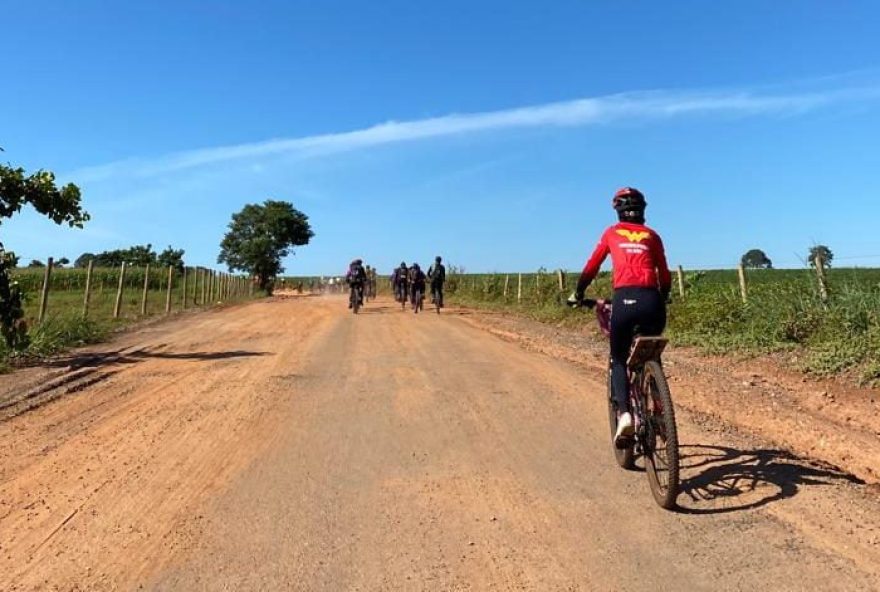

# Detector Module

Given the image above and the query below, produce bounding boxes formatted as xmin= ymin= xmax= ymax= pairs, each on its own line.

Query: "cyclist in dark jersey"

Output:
xmin=392 ymin=262 xmax=409 ymax=305
xmin=346 ymin=259 xmax=368 ymax=309
xmin=427 ymin=256 xmax=446 ymax=308
xmin=409 ymin=263 xmax=427 ymax=312
xmin=571 ymin=187 xmax=672 ymax=446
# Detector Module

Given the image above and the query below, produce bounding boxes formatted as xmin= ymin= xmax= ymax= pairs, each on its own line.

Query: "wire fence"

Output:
xmin=12 ymin=259 xmax=255 ymax=326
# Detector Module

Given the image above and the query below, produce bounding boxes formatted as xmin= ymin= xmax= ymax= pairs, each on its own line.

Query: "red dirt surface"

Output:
xmin=0 ymin=296 xmax=878 ymax=590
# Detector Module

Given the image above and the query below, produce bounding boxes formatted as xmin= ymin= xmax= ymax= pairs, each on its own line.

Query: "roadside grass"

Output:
xmin=445 ymin=268 xmax=880 ymax=385
xmin=4 ymin=267 xmax=258 ymax=368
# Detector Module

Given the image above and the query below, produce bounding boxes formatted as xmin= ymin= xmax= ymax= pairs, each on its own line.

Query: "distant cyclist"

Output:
xmin=569 ymin=187 xmax=671 ymax=446
xmin=427 ymin=255 xmax=446 ymax=308
xmin=368 ymin=266 xmax=378 ymax=300
xmin=364 ymin=265 xmax=374 ymax=301
xmin=392 ymin=262 xmax=409 ymax=305
xmin=409 ymin=263 xmax=427 ymax=312
xmin=346 ymin=258 xmax=368 ymax=309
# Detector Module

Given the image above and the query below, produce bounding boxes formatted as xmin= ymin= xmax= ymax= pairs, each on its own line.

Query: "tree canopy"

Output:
xmin=75 ymin=244 xmax=185 ymax=269
xmin=808 ymin=245 xmax=833 ymax=268
xmin=74 ymin=253 xmax=95 ymax=268
xmin=0 ymin=159 xmax=88 ymax=349
xmin=741 ymin=249 xmax=773 ymax=269
xmin=157 ymin=246 xmax=185 ymax=271
xmin=218 ymin=200 xmax=314 ymax=293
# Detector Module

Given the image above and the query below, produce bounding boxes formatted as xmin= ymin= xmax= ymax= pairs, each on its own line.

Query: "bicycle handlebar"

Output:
xmin=566 ymin=297 xmax=608 ymax=310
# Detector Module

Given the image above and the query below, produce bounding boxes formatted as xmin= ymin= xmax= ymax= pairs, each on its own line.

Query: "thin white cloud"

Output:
xmin=68 ymin=84 xmax=880 ymax=183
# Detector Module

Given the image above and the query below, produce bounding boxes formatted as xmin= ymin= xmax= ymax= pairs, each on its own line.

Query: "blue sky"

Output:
xmin=3 ymin=0 xmax=880 ymax=275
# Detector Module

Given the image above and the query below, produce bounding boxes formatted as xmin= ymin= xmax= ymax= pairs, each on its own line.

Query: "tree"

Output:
xmin=741 ymin=249 xmax=772 ymax=269
xmin=218 ymin=200 xmax=313 ymax=293
xmin=808 ymin=245 xmax=833 ymax=268
xmin=74 ymin=252 xmax=95 ymax=268
xmin=27 ymin=259 xmax=45 ymax=268
xmin=1 ymin=159 xmax=88 ymax=349
xmin=55 ymin=256 xmax=70 ymax=268
xmin=90 ymin=244 xmax=156 ymax=267
xmin=157 ymin=246 xmax=185 ymax=271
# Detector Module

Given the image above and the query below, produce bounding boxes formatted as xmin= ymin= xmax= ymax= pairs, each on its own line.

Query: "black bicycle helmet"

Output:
xmin=612 ymin=187 xmax=646 ymax=212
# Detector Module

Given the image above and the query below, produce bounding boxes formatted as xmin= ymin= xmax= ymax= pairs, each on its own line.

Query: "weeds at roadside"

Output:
xmin=445 ymin=269 xmax=880 ymax=384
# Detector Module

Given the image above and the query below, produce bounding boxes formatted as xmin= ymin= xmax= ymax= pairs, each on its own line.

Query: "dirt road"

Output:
xmin=1 ymin=296 xmax=878 ymax=590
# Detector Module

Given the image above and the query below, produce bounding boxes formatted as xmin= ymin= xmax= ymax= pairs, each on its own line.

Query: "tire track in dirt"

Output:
xmin=0 ymin=296 xmax=337 ymax=591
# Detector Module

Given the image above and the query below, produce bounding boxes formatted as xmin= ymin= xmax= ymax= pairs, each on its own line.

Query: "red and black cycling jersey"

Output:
xmin=577 ymin=222 xmax=672 ymax=293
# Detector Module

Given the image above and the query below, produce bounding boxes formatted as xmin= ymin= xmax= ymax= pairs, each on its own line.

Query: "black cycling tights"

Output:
xmin=610 ymin=287 xmax=666 ymax=413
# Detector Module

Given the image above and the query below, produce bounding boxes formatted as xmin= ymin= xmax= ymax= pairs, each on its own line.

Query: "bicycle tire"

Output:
xmin=642 ymin=360 xmax=680 ymax=509
xmin=607 ymin=370 xmax=635 ymax=469
xmin=352 ymin=287 xmax=360 ymax=314
xmin=434 ymin=287 xmax=441 ymax=314
xmin=414 ymin=289 xmax=422 ymax=313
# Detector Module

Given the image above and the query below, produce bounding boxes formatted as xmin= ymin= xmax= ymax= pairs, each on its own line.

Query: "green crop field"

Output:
xmin=444 ymin=267 xmax=880 ymax=384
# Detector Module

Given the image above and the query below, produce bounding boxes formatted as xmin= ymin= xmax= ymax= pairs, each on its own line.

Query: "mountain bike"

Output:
xmin=431 ymin=284 xmax=442 ymax=314
xmin=395 ymin=283 xmax=407 ymax=310
xmin=574 ymin=298 xmax=680 ymax=509
xmin=350 ymin=283 xmax=364 ymax=314
xmin=412 ymin=286 xmax=424 ymax=314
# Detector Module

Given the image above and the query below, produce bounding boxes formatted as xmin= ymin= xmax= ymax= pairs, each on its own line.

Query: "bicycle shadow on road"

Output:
xmin=675 ymin=444 xmax=862 ymax=515
xmin=47 ymin=349 xmax=270 ymax=370
xmin=354 ymin=305 xmax=399 ymax=314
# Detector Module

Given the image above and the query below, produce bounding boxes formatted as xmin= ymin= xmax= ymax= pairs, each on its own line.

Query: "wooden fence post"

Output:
xmin=165 ymin=266 xmax=173 ymax=314
xmin=815 ymin=255 xmax=829 ymax=303
xmin=517 ymin=273 xmax=523 ymax=304
xmin=38 ymin=257 xmax=54 ymax=323
xmin=503 ymin=274 xmax=510 ymax=299
xmin=182 ymin=267 xmax=188 ymax=310
xmin=536 ymin=271 xmax=541 ymax=296
xmin=113 ymin=262 xmax=127 ymax=319
xmin=82 ymin=259 xmax=94 ymax=318
xmin=557 ymin=269 xmax=565 ymax=292
xmin=140 ymin=264 xmax=151 ymax=315
xmin=677 ymin=265 xmax=685 ymax=298
xmin=737 ymin=264 xmax=748 ymax=303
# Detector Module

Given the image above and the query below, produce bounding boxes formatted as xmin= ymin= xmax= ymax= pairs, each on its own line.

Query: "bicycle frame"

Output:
xmin=589 ymin=299 xmax=669 ymax=449
xmin=581 ymin=296 xmax=678 ymax=508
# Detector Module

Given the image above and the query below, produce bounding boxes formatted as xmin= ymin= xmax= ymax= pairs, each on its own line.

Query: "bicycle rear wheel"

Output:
xmin=642 ymin=360 xmax=680 ymax=509
xmin=607 ymin=371 xmax=635 ymax=469
xmin=414 ymin=289 xmax=422 ymax=313
xmin=352 ymin=287 xmax=360 ymax=314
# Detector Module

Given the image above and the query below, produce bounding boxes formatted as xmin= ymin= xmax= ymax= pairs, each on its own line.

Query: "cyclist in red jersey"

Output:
xmin=570 ymin=187 xmax=672 ymax=446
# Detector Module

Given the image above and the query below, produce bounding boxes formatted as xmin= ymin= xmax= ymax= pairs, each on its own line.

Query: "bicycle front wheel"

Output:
xmin=642 ymin=360 xmax=680 ymax=509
